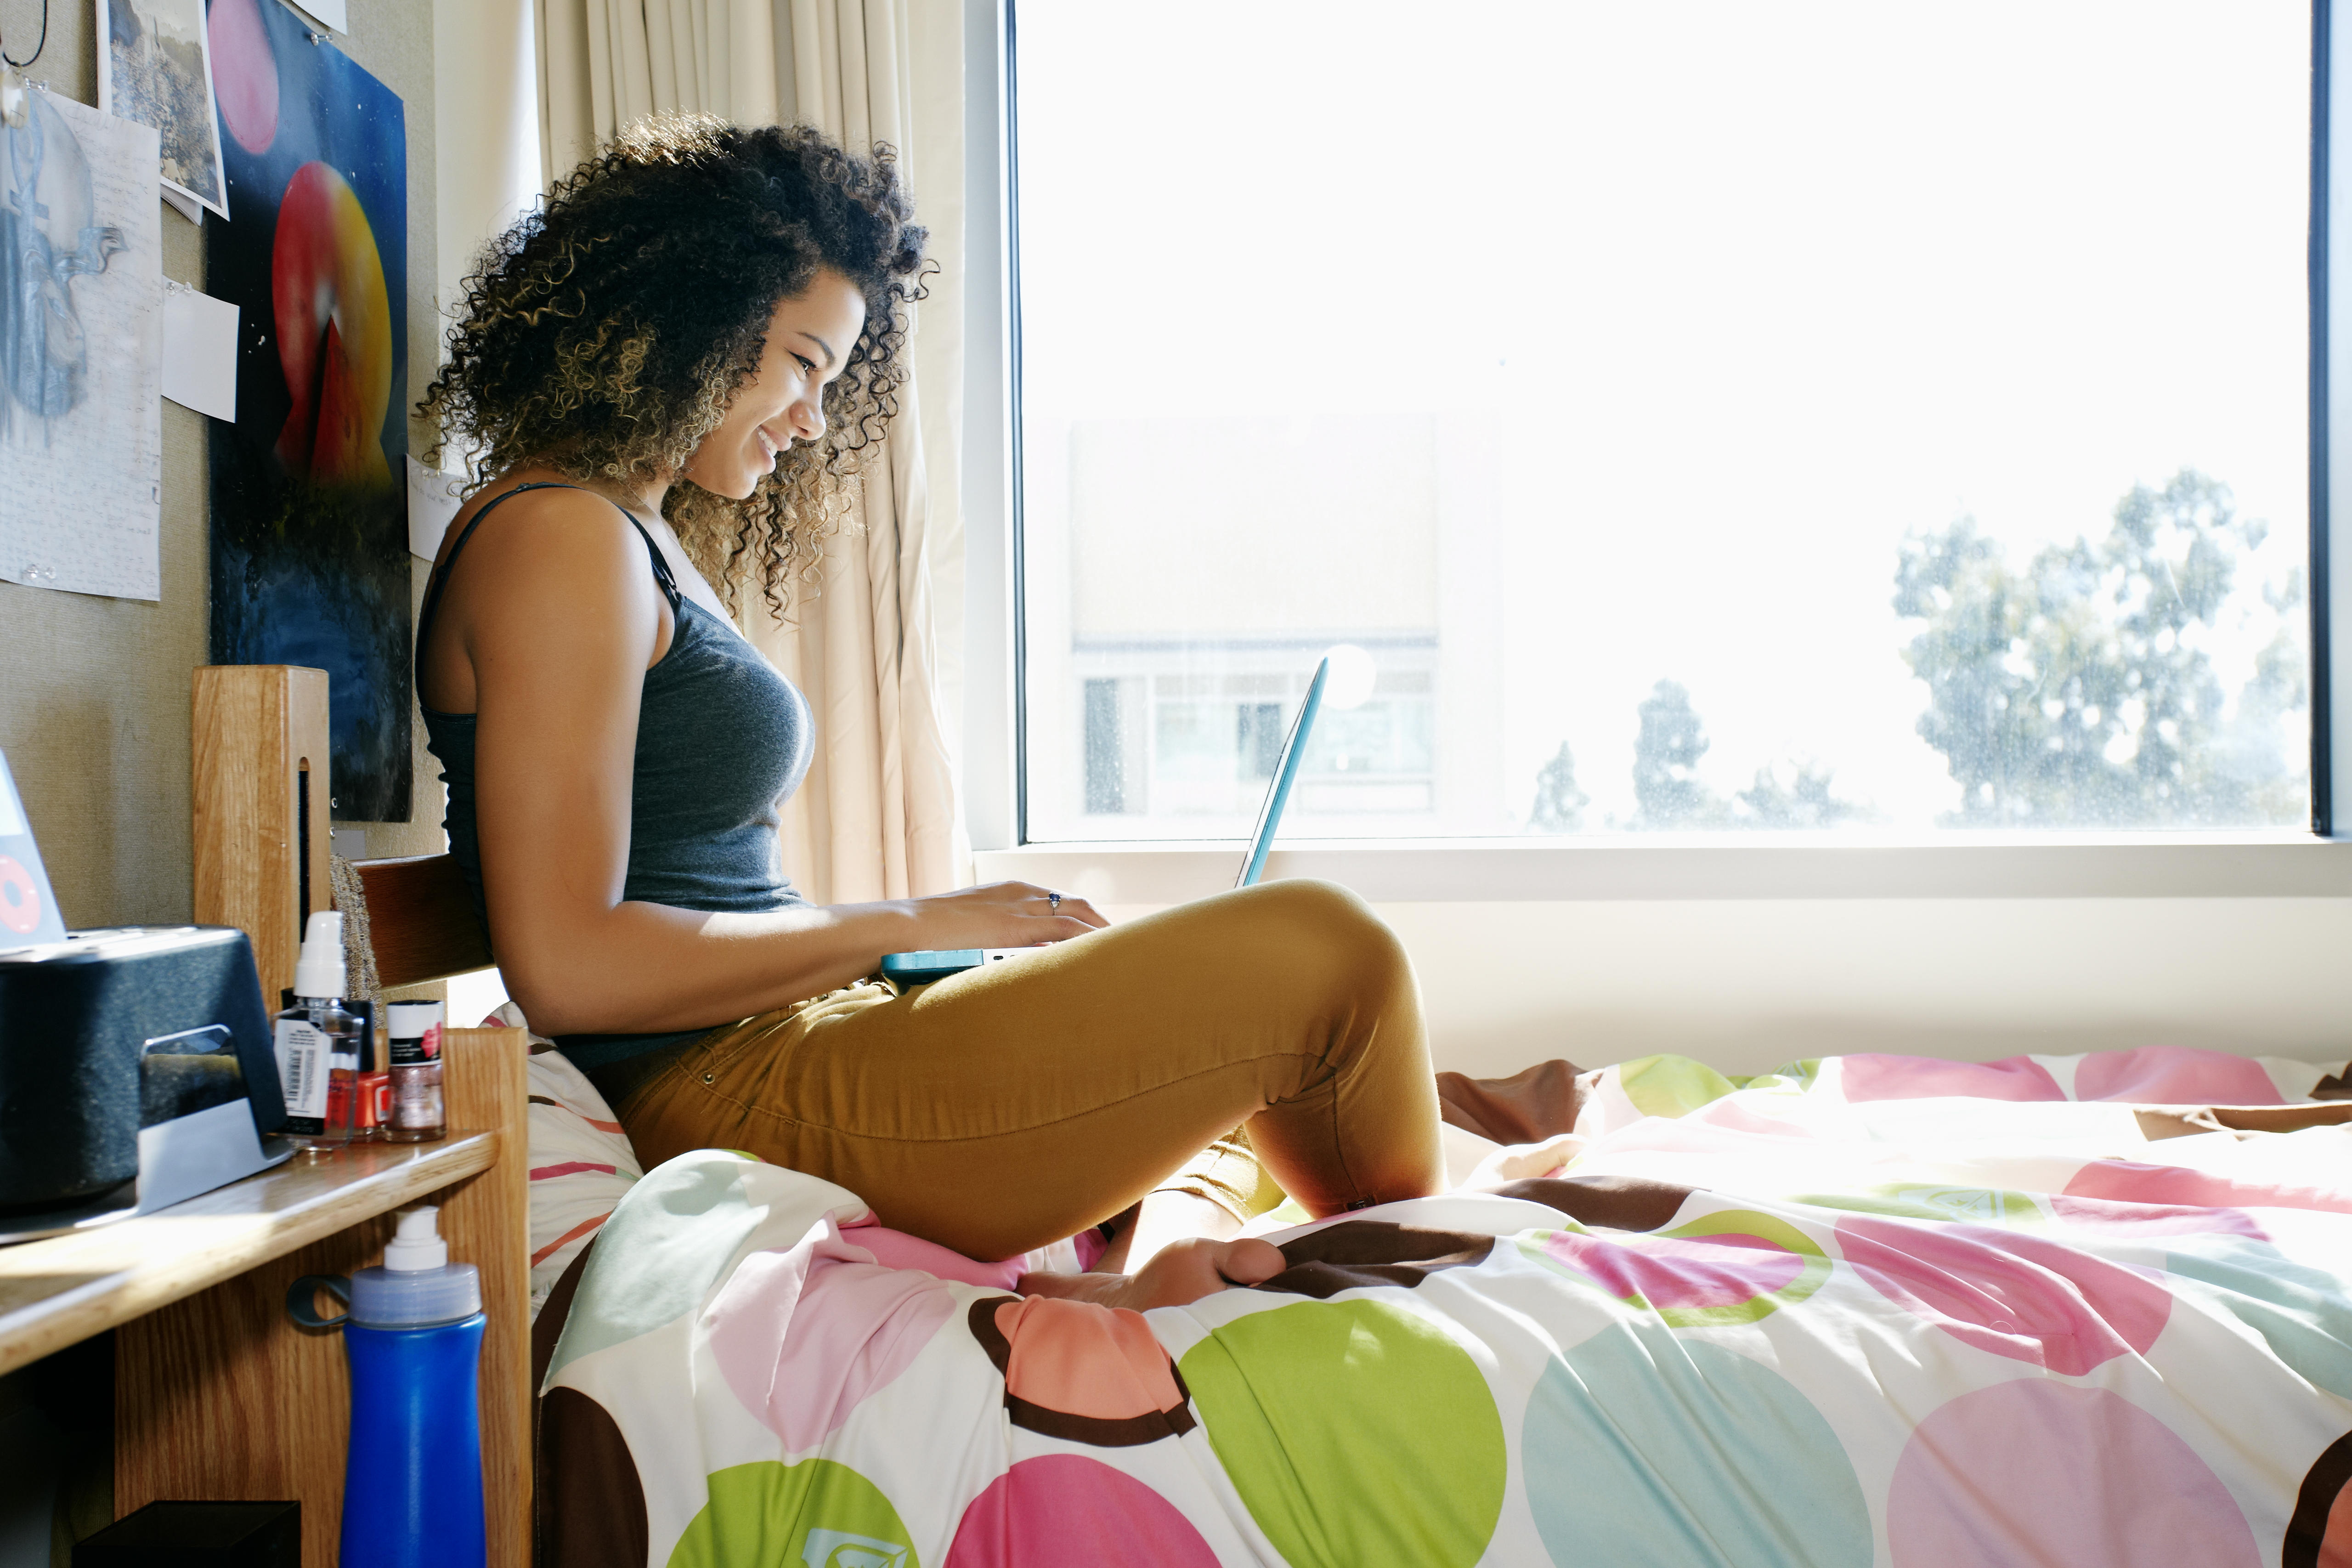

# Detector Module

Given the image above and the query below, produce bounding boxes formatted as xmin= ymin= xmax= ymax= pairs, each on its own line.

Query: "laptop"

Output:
xmin=877 ymin=655 xmax=1332 ymax=986
xmin=0 ymin=750 xmax=68 ymax=950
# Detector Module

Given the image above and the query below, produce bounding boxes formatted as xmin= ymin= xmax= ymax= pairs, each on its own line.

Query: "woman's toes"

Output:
xmin=1216 ymin=1237 xmax=1285 ymax=1285
xmin=1120 ymin=1236 xmax=1290 ymax=1308
xmin=1016 ymin=1238 xmax=1293 ymax=1312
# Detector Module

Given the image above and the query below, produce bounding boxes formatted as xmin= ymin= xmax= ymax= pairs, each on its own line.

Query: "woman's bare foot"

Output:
xmin=1099 ymin=1190 xmax=1242 ymax=1275
xmin=1017 ymin=1235 xmax=1286 ymax=1310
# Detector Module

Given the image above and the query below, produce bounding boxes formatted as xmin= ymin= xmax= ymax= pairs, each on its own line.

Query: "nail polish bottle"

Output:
xmin=383 ymin=1000 xmax=447 ymax=1143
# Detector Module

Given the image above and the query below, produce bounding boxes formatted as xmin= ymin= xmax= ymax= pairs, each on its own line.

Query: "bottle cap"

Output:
xmin=384 ymin=1205 xmax=448 ymax=1271
xmin=385 ymin=1000 xmax=444 ymax=1038
xmin=349 ymin=1206 xmax=481 ymax=1326
xmin=290 ymin=911 xmax=346 ymax=1002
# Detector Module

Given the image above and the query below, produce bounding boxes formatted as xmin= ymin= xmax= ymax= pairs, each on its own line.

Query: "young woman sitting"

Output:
xmin=413 ymin=116 xmax=1443 ymax=1308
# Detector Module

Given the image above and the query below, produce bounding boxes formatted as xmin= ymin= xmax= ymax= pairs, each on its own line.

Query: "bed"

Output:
xmin=514 ymin=1036 xmax=2352 ymax=1568
xmin=201 ymin=669 xmax=2352 ymax=1568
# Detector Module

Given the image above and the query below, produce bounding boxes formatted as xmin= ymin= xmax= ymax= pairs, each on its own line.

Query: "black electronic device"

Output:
xmin=0 ymin=925 xmax=292 ymax=1243
xmin=74 ymin=1499 xmax=300 ymax=1568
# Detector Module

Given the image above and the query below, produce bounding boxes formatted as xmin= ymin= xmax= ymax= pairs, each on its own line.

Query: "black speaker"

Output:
xmin=74 ymin=1500 xmax=300 ymax=1567
xmin=0 ymin=926 xmax=285 ymax=1215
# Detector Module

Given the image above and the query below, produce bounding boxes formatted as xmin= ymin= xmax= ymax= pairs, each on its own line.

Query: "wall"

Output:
xmin=1366 ymin=896 xmax=2352 ymax=1079
xmin=1033 ymin=886 xmax=2352 ymax=1081
xmin=0 ymin=0 xmax=445 ymax=935
xmin=989 ymin=843 xmax=2352 ymax=1080
xmin=0 ymin=3 xmax=443 ymax=1562
xmin=430 ymin=0 xmax=535 ymax=339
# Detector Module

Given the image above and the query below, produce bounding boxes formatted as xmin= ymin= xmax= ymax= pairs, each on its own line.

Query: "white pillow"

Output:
xmin=483 ymin=1002 xmax=645 ymax=1318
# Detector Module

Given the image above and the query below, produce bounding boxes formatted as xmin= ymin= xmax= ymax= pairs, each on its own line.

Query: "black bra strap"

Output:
xmin=415 ymin=481 xmax=685 ymax=665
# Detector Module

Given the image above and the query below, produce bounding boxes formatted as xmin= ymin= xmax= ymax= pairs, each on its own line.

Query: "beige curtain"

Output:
xmin=535 ymin=0 xmax=783 ymax=179
xmin=535 ymin=0 xmax=967 ymax=906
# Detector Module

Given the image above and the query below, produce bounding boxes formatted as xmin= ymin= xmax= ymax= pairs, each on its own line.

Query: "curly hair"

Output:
xmin=418 ymin=115 xmax=929 ymax=613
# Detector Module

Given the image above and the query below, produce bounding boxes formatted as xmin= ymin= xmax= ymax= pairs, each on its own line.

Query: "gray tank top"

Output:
xmin=416 ymin=482 xmax=813 ymax=1069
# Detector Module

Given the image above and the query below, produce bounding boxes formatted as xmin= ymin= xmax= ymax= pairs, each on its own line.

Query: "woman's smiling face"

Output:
xmin=683 ymin=268 xmax=868 ymax=500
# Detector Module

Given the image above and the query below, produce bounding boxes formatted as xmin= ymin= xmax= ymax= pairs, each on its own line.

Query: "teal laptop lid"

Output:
xmin=1235 ymin=656 xmax=1329 ymax=889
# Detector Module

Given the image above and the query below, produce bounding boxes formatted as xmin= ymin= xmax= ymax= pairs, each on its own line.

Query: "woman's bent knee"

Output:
xmin=1231 ymin=878 xmax=1415 ymax=1008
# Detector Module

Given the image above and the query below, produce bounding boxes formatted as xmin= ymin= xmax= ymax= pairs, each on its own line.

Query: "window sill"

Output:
xmin=974 ymin=832 xmax=2352 ymax=903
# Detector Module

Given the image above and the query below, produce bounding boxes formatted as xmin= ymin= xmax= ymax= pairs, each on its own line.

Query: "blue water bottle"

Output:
xmin=327 ymin=1205 xmax=487 ymax=1568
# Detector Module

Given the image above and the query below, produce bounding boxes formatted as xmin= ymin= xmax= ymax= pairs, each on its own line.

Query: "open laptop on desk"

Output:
xmin=878 ymin=655 xmax=1333 ymax=986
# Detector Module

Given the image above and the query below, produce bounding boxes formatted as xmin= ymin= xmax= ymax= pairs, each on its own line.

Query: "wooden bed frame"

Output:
xmin=184 ymin=665 xmax=533 ymax=1565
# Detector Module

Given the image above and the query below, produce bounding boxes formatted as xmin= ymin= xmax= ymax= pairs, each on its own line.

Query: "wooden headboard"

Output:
xmin=189 ymin=664 xmax=532 ymax=1566
xmin=350 ymin=853 xmax=492 ymax=991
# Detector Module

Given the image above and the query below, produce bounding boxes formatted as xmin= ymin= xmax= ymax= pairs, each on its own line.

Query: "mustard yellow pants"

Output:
xmin=611 ymin=879 xmax=1444 ymax=1261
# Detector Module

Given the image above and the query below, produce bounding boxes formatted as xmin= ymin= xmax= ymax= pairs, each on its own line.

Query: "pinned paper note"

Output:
xmin=162 ymin=283 xmax=239 ymax=421
xmin=407 ymin=457 xmax=466 ymax=562
xmin=285 ymin=0 xmax=347 ymax=32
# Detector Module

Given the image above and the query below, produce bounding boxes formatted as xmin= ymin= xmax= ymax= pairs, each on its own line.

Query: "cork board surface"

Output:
xmin=0 ymin=0 xmax=444 ymax=928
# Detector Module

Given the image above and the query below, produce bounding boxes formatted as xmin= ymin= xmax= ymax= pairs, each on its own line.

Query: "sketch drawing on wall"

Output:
xmin=0 ymin=87 xmax=164 ymax=601
xmin=204 ymin=0 xmax=412 ymax=821
xmin=97 ymin=0 xmax=232 ymax=221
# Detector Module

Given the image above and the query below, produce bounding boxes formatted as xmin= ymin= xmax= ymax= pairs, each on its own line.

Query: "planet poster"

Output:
xmin=204 ymin=0 xmax=410 ymax=821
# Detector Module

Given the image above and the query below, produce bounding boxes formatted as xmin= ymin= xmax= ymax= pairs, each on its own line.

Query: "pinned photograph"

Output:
xmin=96 ymin=0 xmax=231 ymax=221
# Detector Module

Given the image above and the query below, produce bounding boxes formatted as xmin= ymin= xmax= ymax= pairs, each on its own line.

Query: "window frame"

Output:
xmin=962 ymin=0 xmax=2352 ymax=898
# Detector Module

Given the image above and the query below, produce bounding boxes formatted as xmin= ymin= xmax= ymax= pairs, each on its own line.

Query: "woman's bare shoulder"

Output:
xmin=433 ymin=471 xmax=669 ymax=619
xmin=437 ymin=470 xmax=639 ymax=571
xmin=421 ymin=470 xmax=667 ymax=711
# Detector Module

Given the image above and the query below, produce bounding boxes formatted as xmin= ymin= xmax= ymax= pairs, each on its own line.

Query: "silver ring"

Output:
xmin=1047 ymin=890 xmax=1063 ymax=912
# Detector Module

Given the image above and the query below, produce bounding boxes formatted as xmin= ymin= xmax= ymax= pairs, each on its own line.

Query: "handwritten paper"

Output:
xmin=0 ymin=91 xmax=164 ymax=601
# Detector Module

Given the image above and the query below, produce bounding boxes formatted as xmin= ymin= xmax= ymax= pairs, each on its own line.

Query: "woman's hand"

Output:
xmin=440 ymin=486 xmax=1107 ymax=1036
xmin=896 ymin=881 xmax=1107 ymax=951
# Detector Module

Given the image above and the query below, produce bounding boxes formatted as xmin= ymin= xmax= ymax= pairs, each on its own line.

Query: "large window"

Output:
xmin=1012 ymin=2 xmax=2318 ymax=841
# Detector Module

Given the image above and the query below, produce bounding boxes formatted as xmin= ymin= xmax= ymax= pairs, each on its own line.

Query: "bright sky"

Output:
xmin=1015 ymin=1 xmax=2312 ymax=831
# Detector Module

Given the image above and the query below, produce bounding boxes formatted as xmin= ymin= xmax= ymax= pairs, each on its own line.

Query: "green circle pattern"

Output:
xmin=1617 ymin=1055 xmax=1741 ymax=1119
xmin=1179 ymin=1299 xmax=1504 ymax=1568
xmin=669 ymin=1459 xmax=917 ymax=1568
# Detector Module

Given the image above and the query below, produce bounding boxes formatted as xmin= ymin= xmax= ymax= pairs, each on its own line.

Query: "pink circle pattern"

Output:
xmin=2073 ymin=1045 xmax=2283 ymax=1105
xmin=945 ymin=1455 xmax=1221 ymax=1568
xmin=1539 ymin=1229 xmax=1806 ymax=1314
xmin=2064 ymin=1160 xmax=2352 ymax=1219
xmin=707 ymin=1252 xmax=958 ymax=1451
xmin=2047 ymin=1191 xmax=2267 ymax=1242
xmin=1837 ymin=1054 xmax=2063 ymax=1103
xmin=1837 ymin=1216 xmax=2171 ymax=1376
xmin=207 ymin=0 xmax=280 ymax=154
xmin=1888 ymin=1381 xmax=2258 ymax=1567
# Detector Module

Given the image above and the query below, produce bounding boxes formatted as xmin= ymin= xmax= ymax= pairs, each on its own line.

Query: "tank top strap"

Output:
xmin=415 ymin=481 xmax=684 ymax=659
xmin=613 ymin=510 xmax=687 ymax=617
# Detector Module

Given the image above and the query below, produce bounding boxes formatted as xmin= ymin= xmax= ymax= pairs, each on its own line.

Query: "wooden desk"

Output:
xmin=0 ymin=1133 xmax=498 ymax=1377
xmin=0 ymin=1027 xmax=528 ymax=1567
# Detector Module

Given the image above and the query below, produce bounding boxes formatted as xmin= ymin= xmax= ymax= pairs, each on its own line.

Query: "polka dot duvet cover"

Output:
xmin=531 ymin=1047 xmax=2352 ymax=1568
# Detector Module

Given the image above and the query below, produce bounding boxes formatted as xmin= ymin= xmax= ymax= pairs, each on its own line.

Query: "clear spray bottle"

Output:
xmin=274 ymin=911 xmax=362 ymax=1151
